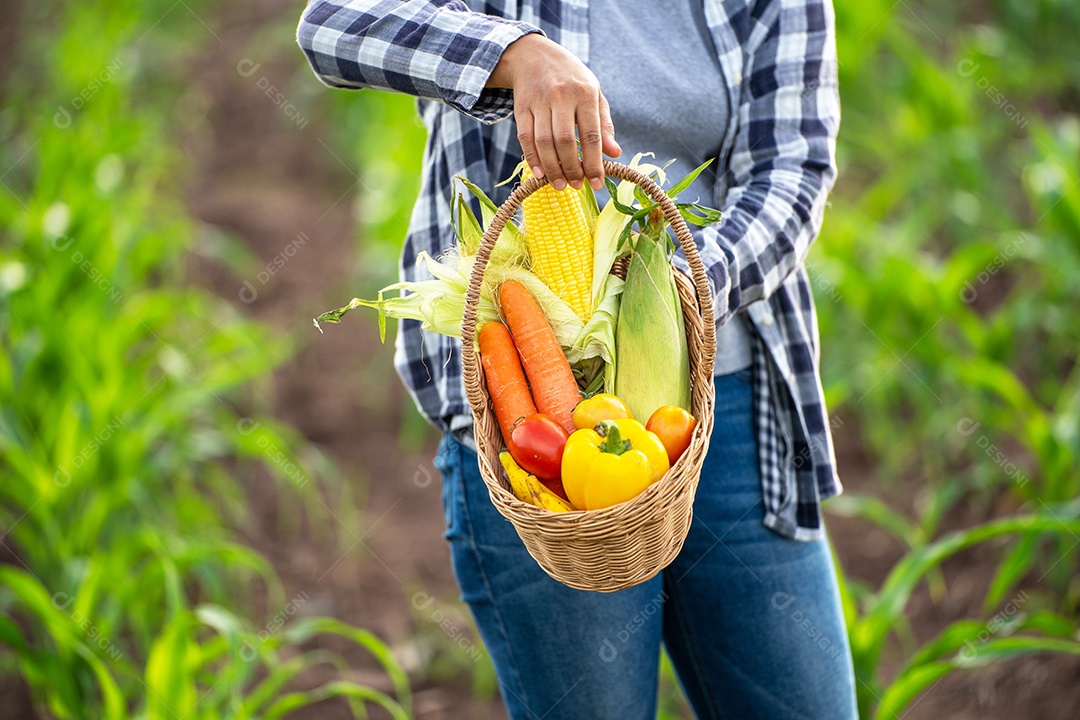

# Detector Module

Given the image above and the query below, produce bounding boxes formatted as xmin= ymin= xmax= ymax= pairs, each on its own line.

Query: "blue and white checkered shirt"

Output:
xmin=298 ymin=0 xmax=843 ymax=541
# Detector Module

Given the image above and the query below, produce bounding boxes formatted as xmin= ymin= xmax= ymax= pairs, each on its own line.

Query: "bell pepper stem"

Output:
xmin=596 ymin=420 xmax=632 ymax=456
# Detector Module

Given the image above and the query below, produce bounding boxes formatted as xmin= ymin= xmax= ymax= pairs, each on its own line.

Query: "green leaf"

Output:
xmin=145 ymin=613 xmax=197 ymax=719
xmin=633 ymin=185 xmax=651 ymax=208
xmin=314 ymin=298 xmax=363 ymax=326
xmin=284 ymin=617 xmax=412 ymax=716
xmin=604 ymin=177 xmax=636 ymax=216
xmin=264 ymin=681 xmax=409 ymax=720
xmin=0 ymin=568 xmax=125 ymax=718
xmin=825 ymin=493 xmax=923 ymax=549
xmin=666 ymin=159 xmax=715 ymax=199
xmin=676 ymin=202 xmax=723 ymax=227
xmin=906 ymin=619 xmax=990 ymax=668
xmin=830 ymin=547 xmax=858 ymax=635
xmin=915 ymin=478 xmax=965 ymax=540
xmin=1018 ymin=610 xmax=1078 ymax=638
xmin=956 ymin=635 xmax=1080 ymax=667
xmin=873 ymin=661 xmax=953 ymax=720
xmin=984 ymin=533 xmax=1040 ymax=613
xmin=0 ymin=614 xmax=29 ymax=653
xmin=243 ymin=650 xmax=356 ymax=715
xmin=864 ymin=515 xmax=1080 ymax=649
xmin=878 ymin=632 xmax=1080 ymax=718
xmin=617 ymin=205 xmax=657 ymax=253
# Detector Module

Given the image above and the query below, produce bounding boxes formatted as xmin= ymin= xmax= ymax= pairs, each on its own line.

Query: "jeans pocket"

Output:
xmin=435 ymin=435 xmax=461 ymax=537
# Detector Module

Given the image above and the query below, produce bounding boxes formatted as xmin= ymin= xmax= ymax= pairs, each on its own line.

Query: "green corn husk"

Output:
xmin=313 ymin=249 xmax=624 ymax=372
xmin=608 ymin=154 xmax=721 ymax=418
xmin=315 ymin=166 xmax=633 ymax=387
xmin=454 ymin=176 xmax=529 ymax=265
xmin=614 ymin=227 xmax=691 ymax=421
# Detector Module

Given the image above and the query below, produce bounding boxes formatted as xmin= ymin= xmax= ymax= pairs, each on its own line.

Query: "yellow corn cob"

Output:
xmin=521 ymin=166 xmax=593 ymax=320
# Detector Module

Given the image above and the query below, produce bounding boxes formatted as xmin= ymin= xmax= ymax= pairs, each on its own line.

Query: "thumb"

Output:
xmin=599 ymin=94 xmax=621 ymax=158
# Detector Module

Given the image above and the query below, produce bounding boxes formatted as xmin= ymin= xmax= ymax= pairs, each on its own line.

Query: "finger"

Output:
xmin=577 ymin=99 xmax=604 ymax=190
xmin=515 ymin=108 xmax=544 ymax=178
xmin=532 ymin=111 xmax=565 ymax=190
xmin=552 ymin=105 xmax=584 ymax=189
xmin=599 ymin=93 xmax=621 ymax=158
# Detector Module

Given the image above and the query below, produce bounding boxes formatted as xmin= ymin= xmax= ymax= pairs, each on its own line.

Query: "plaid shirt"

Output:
xmin=298 ymin=0 xmax=842 ymax=541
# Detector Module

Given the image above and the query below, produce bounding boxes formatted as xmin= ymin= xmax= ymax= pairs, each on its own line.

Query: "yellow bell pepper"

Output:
xmin=572 ymin=393 xmax=633 ymax=430
xmin=561 ymin=419 xmax=670 ymax=511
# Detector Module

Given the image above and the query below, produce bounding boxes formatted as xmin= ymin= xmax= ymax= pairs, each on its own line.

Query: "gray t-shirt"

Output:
xmin=588 ymin=0 xmax=752 ymax=374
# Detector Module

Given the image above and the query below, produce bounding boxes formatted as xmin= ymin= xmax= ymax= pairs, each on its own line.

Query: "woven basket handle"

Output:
xmin=460 ymin=160 xmax=717 ymax=403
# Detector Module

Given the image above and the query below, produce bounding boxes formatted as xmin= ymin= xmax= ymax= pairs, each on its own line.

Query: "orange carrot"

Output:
xmin=479 ymin=321 xmax=537 ymax=451
xmin=498 ymin=280 xmax=579 ymax=435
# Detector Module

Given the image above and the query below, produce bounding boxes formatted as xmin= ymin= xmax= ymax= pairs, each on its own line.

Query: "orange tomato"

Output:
xmin=645 ymin=406 xmax=697 ymax=464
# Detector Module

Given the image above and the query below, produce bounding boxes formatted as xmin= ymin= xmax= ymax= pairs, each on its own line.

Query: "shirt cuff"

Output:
xmin=440 ymin=21 xmax=544 ymax=124
xmin=449 ymin=414 xmax=477 ymax=452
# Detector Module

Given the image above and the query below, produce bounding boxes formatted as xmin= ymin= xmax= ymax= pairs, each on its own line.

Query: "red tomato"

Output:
xmin=544 ymin=476 xmax=569 ymax=502
xmin=510 ymin=413 xmax=569 ymax=485
xmin=645 ymin=406 xmax=697 ymax=464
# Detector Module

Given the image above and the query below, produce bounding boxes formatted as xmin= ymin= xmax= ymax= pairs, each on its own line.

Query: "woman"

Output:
xmin=297 ymin=1 xmax=856 ymax=717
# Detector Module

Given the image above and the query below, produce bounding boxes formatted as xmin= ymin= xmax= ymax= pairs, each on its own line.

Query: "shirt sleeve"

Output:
xmin=296 ymin=0 xmax=544 ymax=123
xmin=672 ymin=0 xmax=841 ymax=324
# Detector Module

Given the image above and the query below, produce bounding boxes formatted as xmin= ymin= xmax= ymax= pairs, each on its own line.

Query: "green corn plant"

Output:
xmin=656 ymin=651 xmax=693 ymax=720
xmin=327 ymin=90 xmax=434 ymax=453
xmin=827 ymin=507 xmax=1080 ymax=719
xmin=817 ymin=1 xmax=1080 ymax=621
xmin=1 ymin=0 xmax=410 ymax=716
xmin=2 ymin=567 xmax=412 ymax=719
xmin=822 ymin=0 xmax=1080 ymax=495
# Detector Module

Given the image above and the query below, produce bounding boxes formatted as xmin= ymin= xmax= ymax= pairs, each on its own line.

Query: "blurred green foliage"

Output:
xmin=822 ymin=0 xmax=1080 ymax=503
xmin=814 ymin=0 xmax=1080 ymax=716
xmin=0 ymin=1 xmax=410 ymax=717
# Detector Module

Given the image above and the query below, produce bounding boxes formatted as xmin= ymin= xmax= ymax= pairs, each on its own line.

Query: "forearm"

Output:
xmin=296 ymin=0 xmax=541 ymax=121
xmin=677 ymin=154 xmax=837 ymax=328
xmin=714 ymin=159 xmax=836 ymax=317
xmin=674 ymin=0 xmax=840 ymax=323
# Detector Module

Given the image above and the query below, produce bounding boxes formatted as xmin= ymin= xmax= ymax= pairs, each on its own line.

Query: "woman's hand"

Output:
xmin=488 ymin=34 xmax=621 ymax=191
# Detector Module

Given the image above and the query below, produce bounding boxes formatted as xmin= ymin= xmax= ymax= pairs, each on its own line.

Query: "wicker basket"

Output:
xmin=460 ymin=161 xmax=717 ymax=592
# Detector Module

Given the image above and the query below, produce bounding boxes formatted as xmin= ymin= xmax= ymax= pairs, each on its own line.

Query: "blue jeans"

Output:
xmin=434 ymin=370 xmax=858 ymax=719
